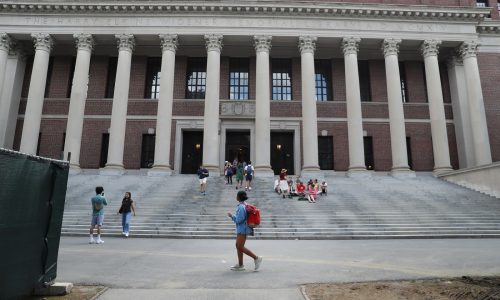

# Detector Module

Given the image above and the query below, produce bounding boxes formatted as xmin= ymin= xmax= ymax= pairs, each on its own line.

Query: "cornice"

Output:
xmin=0 ymin=1 xmax=489 ymax=22
xmin=477 ymin=21 xmax=500 ymax=34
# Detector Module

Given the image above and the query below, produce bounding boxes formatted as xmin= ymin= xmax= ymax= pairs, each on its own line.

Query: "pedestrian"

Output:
xmin=197 ymin=165 xmax=209 ymax=195
xmin=89 ymin=186 xmax=107 ymax=244
xmin=117 ymin=192 xmax=136 ymax=237
xmin=224 ymin=161 xmax=233 ymax=185
xmin=244 ymin=161 xmax=254 ymax=191
xmin=235 ymin=162 xmax=244 ymax=190
xmin=279 ymin=168 xmax=289 ymax=198
xmin=320 ymin=180 xmax=328 ymax=195
xmin=227 ymin=190 xmax=263 ymax=271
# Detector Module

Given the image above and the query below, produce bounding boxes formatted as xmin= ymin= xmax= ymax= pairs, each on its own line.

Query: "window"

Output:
xmin=364 ymin=136 xmax=374 ymax=170
xmin=318 ymin=136 xmax=334 ymax=170
xmin=315 ymin=60 xmax=332 ymax=101
xmin=399 ymin=62 xmax=408 ymax=103
xmin=67 ymin=57 xmax=76 ymax=98
xmin=271 ymin=59 xmax=292 ymax=101
xmin=185 ymin=57 xmax=207 ymax=99
xmin=476 ymin=0 xmax=487 ymax=7
xmin=406 ymin=137 xmax=413 ymax=170
xmin=141 ymin=134 xmax=156 ymax=168
xmin=105 ymin=57 xmax=117 ymax=99
xmin=99 ymin=133 xmax=109 ymax=168
xmin=44 ymin=57 xmax=54 ymax=98
xmin=358 ymin=60 xmax=371 ymax=102
xmin=145 ymin=58 xmax=161 ymax=99
xmin=229 ymin=58 xmax=249 ymax=100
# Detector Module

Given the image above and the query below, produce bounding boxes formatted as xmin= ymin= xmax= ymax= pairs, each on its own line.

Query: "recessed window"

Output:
xmin=399 ymin=62 xmax=408 ymax=103
xmin=44 ymin=57 xmax=54 ymax=98
xmin=185 ymin=57 xmax=207 ymax=99
xmin=476 ymin=0 xmax=487 ymax=7
xmin=358 ymin=60 xmax=371 ymax=102
xmin=229 ymin=58 xmax=249 ymax=100
xmin=145 ymin=58 xmax=161 ymax=99
xmin=105 ymin=57 xmax=117 ymax=99
xmin=271 ymin=58 xmax=292 ymax=101
xmin=67 ymin=57 xmax=76 ymax=98
xmin=315 ymin=60 xmax=332 ymax=101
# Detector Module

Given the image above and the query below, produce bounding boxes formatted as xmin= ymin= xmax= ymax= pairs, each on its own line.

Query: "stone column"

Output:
xmin=420 ymin=40 xmax=452 ymax=174
xmin=202 ymin=34 xmax=222 ymax=173
xmin=459 ymin=41 xmax=492 ymax=167
xmin=382 ymin=38 xmax=413 ymax=177
xmin=0 ymin=33 xmax=12 ymax=147
xmin=342 ymin=37 xmax=367 ymax=176
xmin=299 ymin=36 xmax=321 ymax=175
xmin=253 ymin=36 xmax=274 ymax=177
xmin=149 ymin=34 xmax=178 ymax=176
xmin=447 ymin=56 xmax=475 ymax=168
xmin=102 ymin=34 xmax=135 ymax=174
xmin=19 ymin=33 xmax=53 ymax=154
xmin=0 ymin=46 xmax=26 ymax=149
xmin=63 ymin=34 xmax=94 ymax=173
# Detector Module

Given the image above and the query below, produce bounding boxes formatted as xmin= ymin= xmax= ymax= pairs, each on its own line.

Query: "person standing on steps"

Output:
xmin=235 ymin=162 xmax=244 ymax=190
xmin=89 ymin=186 xmax=107 ymax=244
xmin=117 ymin=192 xmax=136 ymax=237
xmin=227 ymin=190 xmax=262 ymax=271
xmin=244 ymin=161 xmax=254 ymax=191
xmin=197 ymin=165 xmax=209 ymax=195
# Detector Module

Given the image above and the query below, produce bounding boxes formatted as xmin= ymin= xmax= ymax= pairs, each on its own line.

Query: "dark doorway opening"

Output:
xmin=364 ymin=136 xmax=374 ymax=170
xmin=318 ymin=136 xmax=334 ymax=170
xmin=406 ymin=137 xmax=413 ymax=170
xmin=181 ymin=131 xmax=203 ymax=174
xmin=141 ymin=134 xmax=155 ymax=168
xmin=226 ymin=131 xmax=250 ymax=164
xmin=99 ymin=133 xmax=109 ymax=168
xmin=271 ymin=132 xmax=294 ymax=175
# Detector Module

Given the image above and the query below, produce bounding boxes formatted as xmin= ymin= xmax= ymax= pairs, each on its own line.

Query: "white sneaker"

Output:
xmin=125 ymin=232 xmax=129 ymax=237
xmin=89 ymin=238 xmax=96 ymax=244
xmin=230 ymin=264 xmax=245 ymax=271
xmin=249 ymin=187 xmax=252 ymax=190
xmin=96 ymin=238 xmax=104 ymax=244
xmin=254 ymin=256 xmax=263 ymax=271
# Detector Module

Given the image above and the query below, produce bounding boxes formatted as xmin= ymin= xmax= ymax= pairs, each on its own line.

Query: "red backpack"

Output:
xmin=245 ymin=203 xmax=260 ymax=228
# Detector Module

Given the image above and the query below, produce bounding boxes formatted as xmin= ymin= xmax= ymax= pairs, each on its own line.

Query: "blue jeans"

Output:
xmin=121 ymin=212 xmax=132 ymax=233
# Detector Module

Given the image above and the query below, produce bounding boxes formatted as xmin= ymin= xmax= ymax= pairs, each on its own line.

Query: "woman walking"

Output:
xmin=235 ymin=162 xmax=244 ymax=189
xmin=227 ymin=191 xmax=263 ymax=271
xmin=118 ymin=192 xmax=136 ymax=237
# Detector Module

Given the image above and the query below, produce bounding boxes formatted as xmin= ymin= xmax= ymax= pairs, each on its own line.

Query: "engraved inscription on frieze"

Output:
xmin=221 ymin=102 xmax=256 ymax=117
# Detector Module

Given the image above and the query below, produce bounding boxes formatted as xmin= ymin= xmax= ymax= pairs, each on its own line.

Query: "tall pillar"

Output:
xmin=420 ymin=40 xmax=452 ymax=174
xmin=447 ymin=56 xmax=475 ymax=168
xmin=63 ymin=34 xmax=94 ymax=173
xmin=342 ymin=37 xmax=367 ymax=176
xmin=19 ymin=33 xmax=53 ymax=154
xmin=299 ymin=36 xmax=321 ymax=175
xmin=459 ymin=41 xmax=492 ymax=166
xmin=149 ymin=34 xmax=178 ymax=176
xmin=253 ymin=36 xmax=274 ymax=177
xmin=202 ymin=34 xmax=222 ymax=173
xmin=102 ymin=34 xmax=134 ymax=175
xmin=382 ymin=38 xmax=413 ymax=177
xmin=0 ymin=46 xmax=26 ymax=149
xmin=0 ymin=33 xmax=12 ymax=147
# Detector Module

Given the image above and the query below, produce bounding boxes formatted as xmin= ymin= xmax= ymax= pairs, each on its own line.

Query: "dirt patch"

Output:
xmin=30 ymin=286 xmax=106 ymax=300
xmin=304 ymin=276 xmax=500 ymax=300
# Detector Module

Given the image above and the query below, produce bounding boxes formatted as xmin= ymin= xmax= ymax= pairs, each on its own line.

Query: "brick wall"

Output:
xmin=220 ymin=57 xmax=229 ymax=99
xmin=405 ymin=61 xmax=427 ymax=103
xmin=129 ymin=56 xmax=147 ymax=98
xmin=317 ymin=122 xmax=349 ymax=171
xmin=332 ymin=59 xmax=346 ymax=101
xmin=364 ymin=123 xmax=392 ymax=171
xmin=123 ymin=120 xmax=157 ymax=169
xmin=174 ymin=56 xmax=187 ymax=99
xmin=369 ymin=60 xmax=388 ymax=103
xmin=88 ymin=56 xmax=109 ymax=99
xmin=47 ymin=56 xmax=73 ymax=98
xmin=80 ymin=119 xmax=110 ymax=168
xmin=292 ymin=58 xmax=302 ymax=101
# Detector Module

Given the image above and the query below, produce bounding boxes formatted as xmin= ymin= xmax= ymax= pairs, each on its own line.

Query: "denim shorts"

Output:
xmin=91 ymin=214 xmax=104 ymax=226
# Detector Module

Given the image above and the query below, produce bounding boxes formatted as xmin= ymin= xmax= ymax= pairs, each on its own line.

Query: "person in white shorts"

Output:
xmin=197 ymin=165 xmax=209 ymax=195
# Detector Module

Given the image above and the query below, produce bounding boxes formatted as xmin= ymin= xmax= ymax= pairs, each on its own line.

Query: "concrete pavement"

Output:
xmin=56 ymin=237 xmax=500 ymax=299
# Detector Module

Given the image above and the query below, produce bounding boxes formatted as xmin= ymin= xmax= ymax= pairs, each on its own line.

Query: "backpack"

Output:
xmin=246 ymin=166 xmax=254 ymax=176
xmin=245 ymin=203 xmax=260 ymax=228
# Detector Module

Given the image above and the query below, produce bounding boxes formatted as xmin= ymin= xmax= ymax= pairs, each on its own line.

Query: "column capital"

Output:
xmin=115 ymin=34 xmax=135 ymax=52
xmin=159 ymin=34 xmax=178 ymax=52
xmin=254 ymin=35 xmax=272 ymax=53
xmin=298 ymin=36 xmax=317 ymax=54
xmin=31 ymin=33 xmax=54 ymax=52
xmin=447 ymin=55 xmax=463 ymax=69
xmin=73 ymin=33 xmax=94 ymax=52
xmin=204 ymin=34 xmax=223 ymax=52
xmin=9 ymin=42 xmax=27 ymax=62
xmin=341 ymin=37 xmax=361 ymax=55
xmin=458 ymin=40 xmax=479 ymax=60
xmin=420 ymin=39 xmax=441 ymax=58
xmin=0 ymin=33 xmax=12 ymax=52
xmin=382 ymin=38 xmax=401 ymax=57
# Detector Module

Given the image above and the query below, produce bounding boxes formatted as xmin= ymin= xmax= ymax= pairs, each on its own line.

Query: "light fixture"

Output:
xmin=195 ymin=144 xmax=201 ymax=150
xmin=276 ymin=144 xmax=282 ymax=150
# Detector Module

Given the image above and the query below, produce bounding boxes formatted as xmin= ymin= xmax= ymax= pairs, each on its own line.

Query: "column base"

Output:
xmin=253 ymin=165 xmax=275 ymax=178
xmin=148 ymin=166 xmax=173 ymax=177
xmin=390 ymin=168 xmax=416 ymax=178
xmin=100 ymin=164 xmax=125 ymax=176
xmin=433 ymin=166 xmax=454 ymax=176
xmin=69 ymin=164 xmax=82 ymax=175
xmin=347 ymin=167 xmax=371 ymax=178
xmin=203 ymin=164 xmax=220 ymax=175
xmin=300 ymin=168 xmax=324 ymax=180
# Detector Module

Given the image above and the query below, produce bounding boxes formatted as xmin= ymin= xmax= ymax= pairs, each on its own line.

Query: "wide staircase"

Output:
xmin=61 ymin=172 xmax=500 ymax=239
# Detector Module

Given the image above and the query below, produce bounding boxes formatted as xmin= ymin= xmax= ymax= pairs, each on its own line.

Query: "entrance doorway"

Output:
xmin=225 ymin=131 xmax=250 ymax=164
xmin=140 ymin=134 xmax=155 ymax=168
xmin=318 ymin=136 xmax=334 ymax=170
xmin=181 ymin=131 xmax=203 ymax=174
xmin=271 ymin=132 xmax=294 ymax=175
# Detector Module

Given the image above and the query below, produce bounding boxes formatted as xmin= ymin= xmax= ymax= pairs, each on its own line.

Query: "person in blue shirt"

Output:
xmin=227 ymin=190 xmax=262 ymax=271
xmin=89 ymin=186 xmax=107 ymax=244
